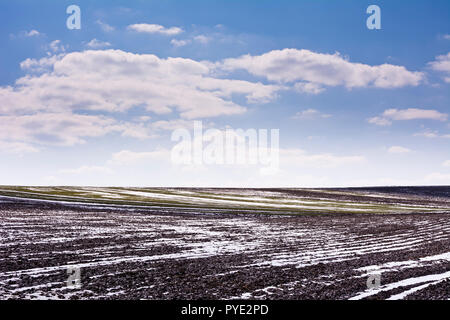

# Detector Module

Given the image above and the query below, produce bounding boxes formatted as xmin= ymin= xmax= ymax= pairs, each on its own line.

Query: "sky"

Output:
xmin=0 ymin=0 xmax=449 ymax=187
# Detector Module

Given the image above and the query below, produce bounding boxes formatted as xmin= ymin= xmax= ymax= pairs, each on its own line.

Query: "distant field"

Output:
xmin=0 ymin=186 xmax=449 ymax=300
xmin=0 ymin=186 xmax=449 ymax=214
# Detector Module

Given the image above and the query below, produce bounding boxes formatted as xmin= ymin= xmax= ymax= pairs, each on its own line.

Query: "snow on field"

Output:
xmin=1 ymin=186 xmax=448 ymax=214
xmin=350 ymin=271 xmax=450 ymax=300
xmin=0 ymin=187 xmax=449 ymax=300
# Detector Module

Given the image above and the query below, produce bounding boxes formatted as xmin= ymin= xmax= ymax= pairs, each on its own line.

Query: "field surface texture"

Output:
xmin=0 ymin=186 xmax=449 ymax=300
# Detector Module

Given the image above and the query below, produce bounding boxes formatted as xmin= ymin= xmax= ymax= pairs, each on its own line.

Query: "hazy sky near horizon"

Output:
xmin=0 ymin=0 xmax=449 ymax=187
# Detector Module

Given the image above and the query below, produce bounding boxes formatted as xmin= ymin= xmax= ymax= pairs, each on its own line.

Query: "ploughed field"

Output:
xmin=0 ymin=186 xmax=449 ymax=300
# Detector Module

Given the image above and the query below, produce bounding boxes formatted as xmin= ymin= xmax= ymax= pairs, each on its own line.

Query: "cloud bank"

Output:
xmin=218 ymin=49 xmax=424 ymax=91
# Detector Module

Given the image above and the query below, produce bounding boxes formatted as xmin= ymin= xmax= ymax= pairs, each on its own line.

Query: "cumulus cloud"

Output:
xmin=128 ymin=23 xmax=183 ymax=35
xmin=1 ymin=48 xmax=429 ymax=156
xmin=170 ymin=35 xmax=210 ymax=47
xmin=49 ymin=40 xmax=66 ymax=53
xmin=218 ymin=49 xmax=424 ymax=92
xmin=96 ymin=20 xmax=115 ymax=32
xmin=0 ymin=112 xmax=183 ymax=151
xmin=443 ymin=160 xmax=450 ymax=167
xmin=368 ymin=108 xmax=448 ymax=126
xmin=388 ymin=146 xmax=411 ymax=154
xmin=0 ymin=49 xmax=284 ymax=152
xmin=171 ymin=39 xmax=190 ymax=47
xmin=25 ymin=30 xmax=41 ymax=37
xmin=0 ymin=113 xmax=122 ymax=147
xmin=86 ymin=39 xmax=111 ymax=49
xmin=4 ymin=50 xmax=278 ymax=118
xmin=294 ymin=82 xmax=325 ymax=94
xmin=429 ymin=52 xmax=450 ymax=83
xmin=20 ymin=54 xmax=64 ymax=73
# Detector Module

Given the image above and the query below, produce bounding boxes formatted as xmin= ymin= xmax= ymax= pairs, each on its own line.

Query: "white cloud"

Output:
xmin=4 ymin=50 xmax=279 ymax=119
xmin=383 ymin=108 xmax=447 ymax=121
xmin=293 ymin=82 xmax=324 ymax=94
xmin=25 ymin=30 xmax=41 ymax=37
xmin=443 ymin=160 xmax=450 ymax=167
xmin=218 ymin=49 xmax=424 ymax=92
xmin=413 ymin=130 xmax=450 ymax=139
xmin=128 ymin=23 xmax=183 ymax=35
xmin=151 ymin=119 xmax=202 ymax=131
xmin=0 ymin=49 xmax=286 ymax=151
xmin=20 ymin=54 xmax=64 ymax=73
xmin=86 ymin=39 xmax=111 ymax=49
xmin=367 ymin=116 xmax=392 ymax=126
xmin=0 ymin=113 xmax=122 ymax=147
xmin=171 ymin=39 xmax=191 ymax=47
xmin=429 ymin=53 xmax=450 ymax=73
xmin=388 ymin=146 xmax=411 ymax=154
xmin=171 ymin=35 xmax=211 ymax=47
xmin=96 ymin=20 xmax=115 ymax=32
xmin=429 ymin=53 xmax=450 ymax=83
xmin=0 ymin=141 xmax=39 ymax=154
xmin=193 ymin=35 xmax=211 ymax=44
xmin=59 ymin=165 xmax=113 ymax=175
xmin=0 ymin=111 xmax=163 ymax=149
xmin=293 ymin=109 xmax=331 ymax=119
xmin=137 ymin=116 xmax=151 ymax=122
xmin=368 ymin=108 xmax=448 ymax=126
xmin=11 ymin=30 xmax=43 ymax=38
xmin=49 ymin=40 xmax=66 ymax=53
xmin=119 ymin=123 xmax=156 ymax=140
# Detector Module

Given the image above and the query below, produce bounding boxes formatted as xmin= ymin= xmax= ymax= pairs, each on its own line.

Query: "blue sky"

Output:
xmin=0 ymin=0 xmax=449 ymax=187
